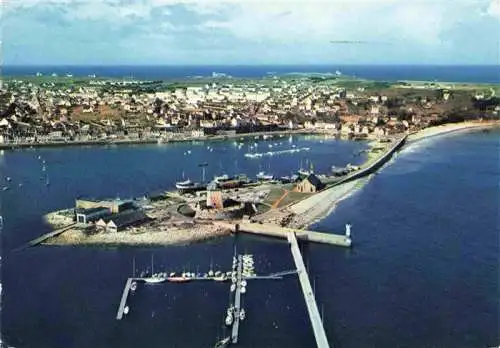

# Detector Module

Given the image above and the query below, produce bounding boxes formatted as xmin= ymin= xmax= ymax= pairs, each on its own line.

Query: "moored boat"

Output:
xmin=214 ymin=274 xmax=227 ymax=282
xmin=167 ymin=276 xmax=191 ymax=283
xmin=256 ymin=171 xmax=274 ymax=181
xmin=144 ymin=275 xmax=167 ymax=284
xmin=225 ymin=313 xmax=233 ymax=326
xmin=175 ymin=179 xmax=206 ymax=192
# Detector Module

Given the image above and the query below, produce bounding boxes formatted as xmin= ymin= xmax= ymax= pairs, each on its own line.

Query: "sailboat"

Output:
xmin=144 ymin=255 xmax=167 ymax=284
xmin=130 ymin=257 xmax=138 ymax=292
xmin=45 ymin=173 xmax=50 ymax=186
xmin=298 ymin=158 xmax=313 ymax=176
xmin=256 ymin=162 xmax=273 ymax=181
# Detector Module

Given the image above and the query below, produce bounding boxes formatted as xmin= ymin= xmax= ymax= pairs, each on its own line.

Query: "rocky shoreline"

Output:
xmin=43 ymin=222 xmax=232 ymax=247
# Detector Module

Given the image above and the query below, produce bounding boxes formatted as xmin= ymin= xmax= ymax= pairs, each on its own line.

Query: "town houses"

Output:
xmin=0 ymin=75 xmax=498 ymax=145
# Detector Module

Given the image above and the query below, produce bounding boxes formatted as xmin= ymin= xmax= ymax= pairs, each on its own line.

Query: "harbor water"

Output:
xmin=1 ymin=131 xmax=498 ymax=347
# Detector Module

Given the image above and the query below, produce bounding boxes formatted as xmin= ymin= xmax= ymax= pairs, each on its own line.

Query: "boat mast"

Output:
xmin=132 ymin=257 xmax=136 ymax=278
xmin=198 ymin=162 xmax=208 ymax=183
xmin=151 ymin=254 xmax=154 ymax=275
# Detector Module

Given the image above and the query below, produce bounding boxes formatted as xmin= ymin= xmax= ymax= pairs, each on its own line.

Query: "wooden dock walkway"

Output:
xmin=229 ymin=222 xmax=351 ymax=247
xmin=116 ymin=278 xmax=134 ymax=320
xmin=288 ymin=232 xmax=330 ymax=348
xmin=18 ymin=223 xmax=77 ymax=250
xmin=231 ymin=255 xmax=243 ymax=344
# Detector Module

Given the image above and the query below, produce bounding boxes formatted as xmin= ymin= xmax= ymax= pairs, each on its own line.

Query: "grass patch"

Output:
xmin=277 ymin=191 xmax=311 ymax=208
xmin=264 ymin=187 xmax=286 ymax=205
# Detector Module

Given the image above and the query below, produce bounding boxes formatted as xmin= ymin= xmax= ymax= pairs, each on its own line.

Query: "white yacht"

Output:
xmin=144 ymin=255 xmax=167 ymax=284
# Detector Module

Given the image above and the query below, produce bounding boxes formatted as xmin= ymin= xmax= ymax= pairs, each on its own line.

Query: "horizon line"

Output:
xmin=3 ymin=63 xmax=500 ymax=68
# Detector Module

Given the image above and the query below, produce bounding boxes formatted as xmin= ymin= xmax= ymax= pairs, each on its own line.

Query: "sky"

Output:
xmin=2 ymin=0 xmax=500 ymax=65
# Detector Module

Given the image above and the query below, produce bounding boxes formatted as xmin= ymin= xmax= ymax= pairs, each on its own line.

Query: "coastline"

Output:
xmin=292 ymin=120 xmax=500 ymax=229
xmin=0 ymin=129 xmax=320 ymax=150
xmin=407 ymin=120 xmax=500 ymax=143
xmin=27 ymin=120 xmax=500 ymax=247
xmin=43 ymin=223 xmax=232 ymax=247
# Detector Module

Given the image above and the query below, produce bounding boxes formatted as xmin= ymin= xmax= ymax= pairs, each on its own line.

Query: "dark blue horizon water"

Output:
xmin=3 ymin=65 xmax=500 ymax=83
xmin=1 ymin=131 xmax=499 ymax=347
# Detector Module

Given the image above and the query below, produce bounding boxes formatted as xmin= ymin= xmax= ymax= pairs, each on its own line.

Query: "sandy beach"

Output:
xmin=408 ymin=121 xmax=500 ymax=142
xmin=288 ymin=177 xmax=369 ymax=229
xmin=289 ymin=121 xmax=500 ymax=229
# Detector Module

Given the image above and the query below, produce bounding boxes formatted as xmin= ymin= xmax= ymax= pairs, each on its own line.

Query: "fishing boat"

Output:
xmin=331 ymin=166 xmax=349 ymax=177
xmin=256 ymin=171 xmax=274 ymax=181
xmin=279 ymin=176 xmax=292 ymax=183
xmin=298 ymin=168 xmax=312 ymax=176
xmin=214 ymin=174 xmax=229 ymax=182
xmin=176 ymin=179 xmax=194 ymax=190
xmin=175 ymin=179 xmax=206 ymax=192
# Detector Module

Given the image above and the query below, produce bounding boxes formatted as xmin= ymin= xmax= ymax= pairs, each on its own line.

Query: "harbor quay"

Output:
xmin=22 ymin=132 xmax=406 ymax=248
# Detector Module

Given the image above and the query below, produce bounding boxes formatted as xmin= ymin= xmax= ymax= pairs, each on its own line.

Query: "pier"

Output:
xmin=231 ymin=255 xmax=243 ymax=344
xmin=17 ymin=223 xmax=77 ymax=250
xmin=288 ymin=232 xmax=330 ymax=348
xmin=223 ymin=222 xmax=351 ymax=247
xmin=116 ymin=277 xmax=134 ymax=320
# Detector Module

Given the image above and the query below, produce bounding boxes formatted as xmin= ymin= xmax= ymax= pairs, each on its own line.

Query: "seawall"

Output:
xmin=334 ymin=134 xmax=407 ymax=185
xmin=289 ymin=135 xmax=407 ymax=226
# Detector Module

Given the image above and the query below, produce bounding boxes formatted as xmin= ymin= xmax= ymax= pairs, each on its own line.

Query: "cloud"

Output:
xmin=2 ymin=0 xmax=498 ymax=65
xmin=330 ymin=40 xmax=392 ymax=45
xmin=486 ymin=0 xmax=500 ymax=18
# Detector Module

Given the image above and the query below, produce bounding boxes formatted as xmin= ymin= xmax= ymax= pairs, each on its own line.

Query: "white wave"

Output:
xmin=244 ymin=147 xmax=310 ymax=158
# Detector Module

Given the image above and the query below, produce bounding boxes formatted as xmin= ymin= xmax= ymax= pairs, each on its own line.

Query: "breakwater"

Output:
xmin=334 ymin=134 xmax=407 ymax=186
xmin=289 ymin=135 xmax=407 ymax=227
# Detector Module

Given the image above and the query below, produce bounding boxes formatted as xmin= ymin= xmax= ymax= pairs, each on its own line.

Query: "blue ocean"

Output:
xmin=3 ymin=65 xmax=500 ymax=83
xmin=1 ymin=130 xmax=498 ymax=347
